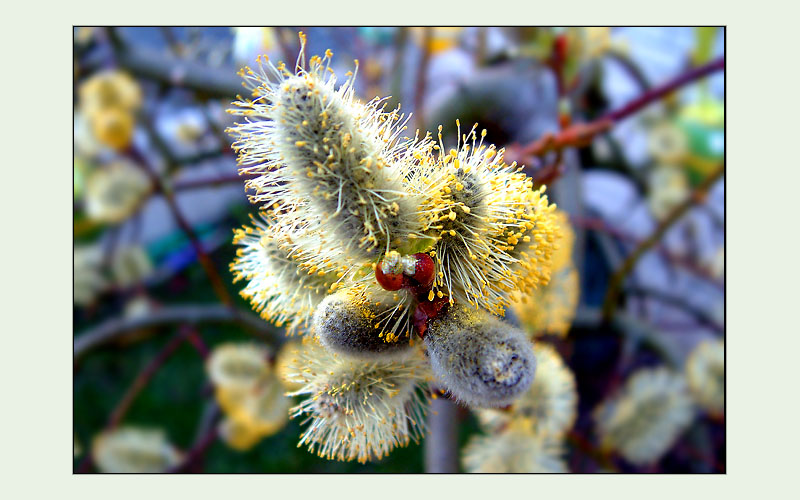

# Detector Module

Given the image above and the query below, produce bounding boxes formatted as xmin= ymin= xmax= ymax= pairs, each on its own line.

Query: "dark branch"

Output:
xmin=74 ymin=303 xmax=284 ymax=358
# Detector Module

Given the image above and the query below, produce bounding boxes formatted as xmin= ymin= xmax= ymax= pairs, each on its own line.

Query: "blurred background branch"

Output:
xmin=74 ymin=304 xmax=283 ymax=358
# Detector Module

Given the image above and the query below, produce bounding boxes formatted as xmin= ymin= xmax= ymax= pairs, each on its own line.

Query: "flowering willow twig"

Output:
xmin=602 ymin=164 xmax=725 ymax=323
xmin=76 ymin=326 xmax=209 ymax=473
xmin=103 ymin=27 xmax=236 ymax=307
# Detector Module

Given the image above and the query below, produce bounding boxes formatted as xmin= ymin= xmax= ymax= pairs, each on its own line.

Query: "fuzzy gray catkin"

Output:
xmin=271 ymin=74 xmax=420 ymax=259
xmin=312 ymin=285 xmax=415 ymax=360
xmin=424 ymin=304 xmax=537 ymax=408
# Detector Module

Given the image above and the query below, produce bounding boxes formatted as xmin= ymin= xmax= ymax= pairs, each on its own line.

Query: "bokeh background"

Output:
xmin=73 ymin=26 xmax=725 ymax=473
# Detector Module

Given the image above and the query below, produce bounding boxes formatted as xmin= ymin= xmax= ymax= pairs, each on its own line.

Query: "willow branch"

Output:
xmin=604 ymin=49 xmax=651 ymax=91
xmin=602 ymin=165 xmax=724 ymax=323
xmin=626 ymin=286 xmax=724 ymax=334
xmin=425 ymin=395 xmax=459 ymax=473
xmin=74 ymin=303 xmax=284 ymax=358
xmin=130 ymin=146 xmax=234 ymax=307
xmin=601 ymin=56 xmax=724 ymax=123
xmin=573 ymin=215 xmax=724 ymax=290
xmin=106 ymin=327 xmax=192 ymax=429
xmin=507 ymin=56 xmax=725 ymax=164
xmin=168 ymin=418 xmax=219 ymax=473
xmin=108 ymin=28 xmax=241 ymax=99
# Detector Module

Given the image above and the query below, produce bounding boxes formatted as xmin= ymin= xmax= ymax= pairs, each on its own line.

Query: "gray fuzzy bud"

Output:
xmin=313 ymin=286 xmax=414 ymax=361
xmin=425 ymin=304 xmax=536 ymax=408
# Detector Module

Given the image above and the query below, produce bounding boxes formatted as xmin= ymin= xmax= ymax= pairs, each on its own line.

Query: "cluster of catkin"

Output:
xmin=227 ymin=34 xmax=562 ymax=462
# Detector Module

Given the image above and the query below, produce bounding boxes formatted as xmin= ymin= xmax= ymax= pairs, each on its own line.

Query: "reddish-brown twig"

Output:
xmin=106 ymin=326 xmax=193 ymax=429
xmin=601 ymin=56 xmax=724 ymax=124
xmin=167 ymin=424 xmax=219 ymax=473
xmin=506 ymin=56 xmax=725 ymax=168
xmin=129 ymin=146 xmax=234 ymax=307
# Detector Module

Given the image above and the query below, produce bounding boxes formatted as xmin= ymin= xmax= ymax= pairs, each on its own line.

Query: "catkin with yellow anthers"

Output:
xmin=510 ymin=210 xmax=578 ymax=338
xmin=408 ymin=123 xmax=561 ymax=314
xmin=424 ymin=304 xmax=536 ymax=408
xmin=269 ymin=203 xmax=360 ymax=284
xmin=206 ymin=342 xmax=292 ymax=450
xmin=74 ymin=244 xmax=107 ymax=306
xmin=408 ymin=154 xmax=492 ymax=304
xmin=227 ymin=41 xmax=428 ymax=261
xmin=462 ymin=420 xmax=568 ymax=473
xmin=490 ymin=185 xmax=561 ymax=302
xmin=594 ymin=367 xmax=695 ymax=466
xmin=78 ymin=70 xmax=142 ymax=117
xmin=286 ymin=337 xmax=430 ymax=464
xmin=477 ymin=344 xmax=577 ymax=437
xmin=313 ymin=284 xmax=416 ymax=360
xmin=218 ymin=418 xmax=266 ymax=452
xmin=547 ymin=209 xmax=574 ymax=272
xmin=231 ymin=214 xmax=338 ymax=335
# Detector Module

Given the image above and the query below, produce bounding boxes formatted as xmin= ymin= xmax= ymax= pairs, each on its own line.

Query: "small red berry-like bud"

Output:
xmin=375 ymin=261 xmax=404 ymax=291
xmin=413 ymin=306 xmax=429 ymax=338
xmin=412 ymin=295 xmax=450 ymax=337
xmin=412 ymin=253 xmax=435 ymax=288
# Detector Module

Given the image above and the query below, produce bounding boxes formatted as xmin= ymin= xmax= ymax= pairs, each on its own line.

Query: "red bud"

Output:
xmin=375 ymin=261 xmax=404 ymax=291
xmin=412 ymin=253 xmax=435 ymax=288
